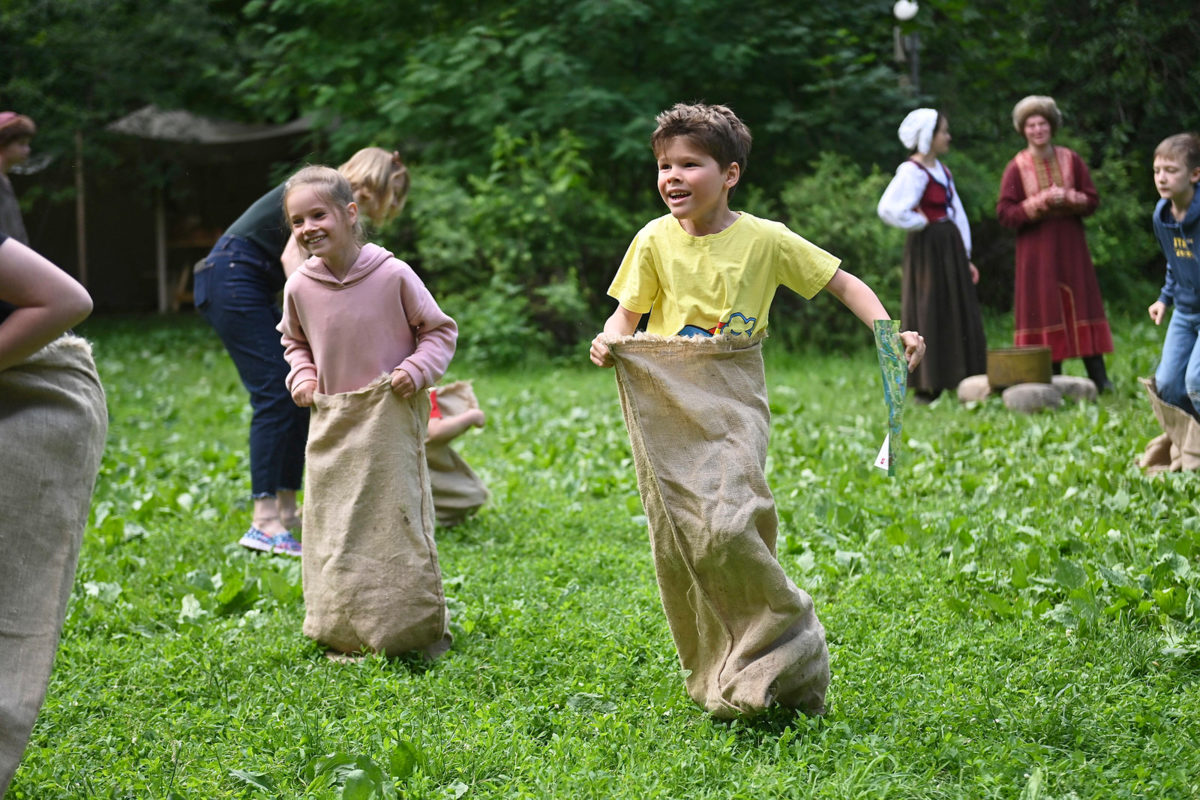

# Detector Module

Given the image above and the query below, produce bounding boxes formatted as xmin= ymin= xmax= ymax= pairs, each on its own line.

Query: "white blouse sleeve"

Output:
xmin=877 ymin=161 xmax=929 ymax=232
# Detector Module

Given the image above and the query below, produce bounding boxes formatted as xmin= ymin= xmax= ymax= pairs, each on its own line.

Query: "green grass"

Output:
xmin=8 ymin=311 xmax=1200 ymax=799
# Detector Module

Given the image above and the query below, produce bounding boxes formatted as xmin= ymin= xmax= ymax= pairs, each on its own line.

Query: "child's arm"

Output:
xmin=280 ymin=325 xmax=317 ymax=407
xmin=290 ymin=379 xmax=316 ymax=407
xmin=277 ymin=283 xmax=318 ymax=406
xmin=589 ymin=304 xmax=642 ymax=367
xmin=1152 ymin=222 xmax=1176 ymax=327
xmin=393 ymin=268 xmax=457 ymax=397
xmin=0 ymin=238 xmax=93 ymax=372
xmin=824 ymin=269 xmax=925 ymax=369
xmin=427 ymin=408 xmax=486 ymax=444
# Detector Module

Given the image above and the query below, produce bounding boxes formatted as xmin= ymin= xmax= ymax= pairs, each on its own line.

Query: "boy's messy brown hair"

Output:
xmin=651 ymin=103 xmax=752 ymax=195
xmin=1155 ymin=133 xmax=1200 ymax=172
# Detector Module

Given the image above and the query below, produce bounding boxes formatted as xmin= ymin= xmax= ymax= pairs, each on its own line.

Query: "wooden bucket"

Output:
xmin=987 ymin=346 xmax=1052 ymax=388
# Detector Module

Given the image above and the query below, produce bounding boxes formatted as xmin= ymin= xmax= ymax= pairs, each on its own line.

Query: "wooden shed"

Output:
xmin=12 ymin=106 xmax=312 ymax=313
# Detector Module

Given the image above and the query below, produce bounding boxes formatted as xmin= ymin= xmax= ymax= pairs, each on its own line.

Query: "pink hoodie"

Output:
xmin=277 ymin=243 xmax=457 ymax=396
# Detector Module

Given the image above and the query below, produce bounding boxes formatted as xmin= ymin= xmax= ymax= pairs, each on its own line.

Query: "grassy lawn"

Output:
xmin=7 ymin=310 xmax=1199 ymax=799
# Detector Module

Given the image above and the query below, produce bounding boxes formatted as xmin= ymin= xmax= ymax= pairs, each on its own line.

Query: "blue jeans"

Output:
xmin=195 ymin=234 xmax=308 ymax=497
xmin=1155 ymin=306 xmax=1200 ymax=420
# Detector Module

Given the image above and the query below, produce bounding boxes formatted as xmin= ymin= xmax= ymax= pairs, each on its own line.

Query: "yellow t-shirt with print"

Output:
xmin=607 ymin=213 xmax=841 ymax=337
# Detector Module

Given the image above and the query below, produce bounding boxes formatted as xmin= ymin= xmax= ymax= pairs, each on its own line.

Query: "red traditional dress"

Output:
xmin=996 ymin=146 xmax=1113 ymax=362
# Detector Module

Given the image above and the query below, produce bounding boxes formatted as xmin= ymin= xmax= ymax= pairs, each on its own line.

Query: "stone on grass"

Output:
xmin=1051 ymin=374 xmax=1098 ymax=402
xmin=1001 ymin=382 xmax=1063 ymax=413
xmin=956 ymin=374 xmax=992 ymax=403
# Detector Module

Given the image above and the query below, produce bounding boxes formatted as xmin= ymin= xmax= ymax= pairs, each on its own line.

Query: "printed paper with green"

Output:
xmin=873 ymin=319 xmax=907 ymax=476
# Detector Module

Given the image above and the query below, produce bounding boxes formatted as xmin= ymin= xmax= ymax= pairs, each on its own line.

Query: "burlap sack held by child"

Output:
xmin=1 ymin=336 xmax=107 ymax=792
xmin=609 ymin=333 xmax=830 ymax=718
xmin=303 ymin=376 xmax=450 ymax=658
xmin=1138 ymin=377 xmax=1200 ymax=473
xmin=427 ymin=381 xmax=489 ymax=526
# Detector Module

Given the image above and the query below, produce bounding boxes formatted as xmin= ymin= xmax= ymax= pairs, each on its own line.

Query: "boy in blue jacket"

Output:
xmin=1148 ymin=133 xmax=1200 ymax=418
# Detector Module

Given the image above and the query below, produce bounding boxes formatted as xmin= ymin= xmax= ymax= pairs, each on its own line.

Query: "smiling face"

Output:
xmin=1153 ymin=154 xmax=1200 ymax=207
xmin=1022 ymin=114 xmax=1054 ymax=149
xmin=655 ymin=136 xmax=740 ymax=235
xmin=285 ymin=185 xmax=359 ymax=268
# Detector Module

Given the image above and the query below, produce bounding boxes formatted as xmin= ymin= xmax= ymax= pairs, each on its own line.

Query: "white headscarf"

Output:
xmin=898 ymin=108 xmax=939 ymax=155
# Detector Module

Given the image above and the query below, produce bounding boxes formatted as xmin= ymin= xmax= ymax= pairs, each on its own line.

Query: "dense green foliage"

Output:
xmin=2 ymin=1 xmax=1198 ymax=348
xmin=7 ymin=311 xmax=1200 ymax=798
xmin=0 ymin=0 xmax=248 ymax=171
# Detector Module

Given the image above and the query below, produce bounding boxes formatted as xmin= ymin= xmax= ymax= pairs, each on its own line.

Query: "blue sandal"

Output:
xmin=272 ymin=532 xmax=302 ymax=557
xmin=238 ymin=526 xmax=276 ymax=553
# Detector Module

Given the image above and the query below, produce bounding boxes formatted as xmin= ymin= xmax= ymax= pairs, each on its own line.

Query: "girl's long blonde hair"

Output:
xmin=338 ymin=147 xmax=411 ymax=227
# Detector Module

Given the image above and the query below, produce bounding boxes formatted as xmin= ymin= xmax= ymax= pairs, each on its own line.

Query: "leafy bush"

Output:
xmin=437 ymin=275 xmax=539 ymax=370
xmin=1086 ymin=146 xmax=1165 ymax=305
xmin=774 ymin=152 xmax=906 ymax=350
xmin=409 ymin=127 xmax=637 ymax=361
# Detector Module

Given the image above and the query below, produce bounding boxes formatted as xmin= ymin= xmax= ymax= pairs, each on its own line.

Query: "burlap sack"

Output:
xmin=609 ymin=334 xmax=829 ymax=718
xmin=427 ymin=381 xmax=489 ymax=527
xmin=1 ymin=336 xmax=107 ymax=794
xmin=1138 ymin=377 xmax=1200 ymax=473
xmin=303 ymin=376 xmax=450 ymax=658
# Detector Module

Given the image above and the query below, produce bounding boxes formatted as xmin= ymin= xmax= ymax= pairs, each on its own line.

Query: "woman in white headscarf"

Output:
xmin=878 ymin=108 xmax=987 ymax=400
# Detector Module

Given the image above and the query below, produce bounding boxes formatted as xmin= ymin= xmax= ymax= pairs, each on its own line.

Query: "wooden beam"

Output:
xmin=155 ymin=186 xmax=168 ymax=313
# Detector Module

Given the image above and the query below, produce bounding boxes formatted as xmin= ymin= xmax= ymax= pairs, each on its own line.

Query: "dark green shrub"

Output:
xmin=1086 ymin=147 xmax=1164 ymax=308
xmin=774 ymin=152 xmax=906 ymax=350
xmin=408 ymin=127 xmax=637 ymax=360
xmin=437 ymin=275 xmax=540 ymax=370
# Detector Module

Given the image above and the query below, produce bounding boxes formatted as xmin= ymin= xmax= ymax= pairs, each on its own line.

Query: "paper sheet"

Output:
xmin=873 ymin=320 xmax=907 ymax=476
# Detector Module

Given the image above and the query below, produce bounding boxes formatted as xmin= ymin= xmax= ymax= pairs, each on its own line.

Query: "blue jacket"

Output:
xmin=1155 ymin=185 xmax=1200 ymax=312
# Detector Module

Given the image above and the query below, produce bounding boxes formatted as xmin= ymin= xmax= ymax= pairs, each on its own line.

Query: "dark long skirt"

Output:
xmin=901 ymin=220 xmax=988 ymax=395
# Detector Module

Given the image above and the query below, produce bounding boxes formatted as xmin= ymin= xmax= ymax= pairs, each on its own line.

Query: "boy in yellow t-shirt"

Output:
xmin=590 ymin=103 xmax=926 ymax=351
xmin=589 ymin=103 xmax=924 ymax=718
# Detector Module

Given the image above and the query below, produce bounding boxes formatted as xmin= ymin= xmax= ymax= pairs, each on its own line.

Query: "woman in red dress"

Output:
xmin=997 ymin=95 xmax=1113 ymax=390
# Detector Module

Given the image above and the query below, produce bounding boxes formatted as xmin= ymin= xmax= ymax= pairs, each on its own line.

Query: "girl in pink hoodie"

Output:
xmin=277 ymin=165 xmax=459 ymax=658
xmin=277 ymin=165 xmax=456 ymax=400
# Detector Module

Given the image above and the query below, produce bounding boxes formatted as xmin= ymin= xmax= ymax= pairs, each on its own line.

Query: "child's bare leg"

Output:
xmin=252 ymin=495 xmax=288 ymax=536
xmin=277 ymin=489 xmax=302 ymax=530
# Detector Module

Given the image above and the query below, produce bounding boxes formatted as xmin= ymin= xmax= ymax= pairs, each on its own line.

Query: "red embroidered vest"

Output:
xmin=912 ymin=162 xmax=954 ymax=223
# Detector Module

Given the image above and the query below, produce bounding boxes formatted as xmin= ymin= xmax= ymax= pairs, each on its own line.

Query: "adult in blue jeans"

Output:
xmin=196 ymin=147 xmax=411 ymax=555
